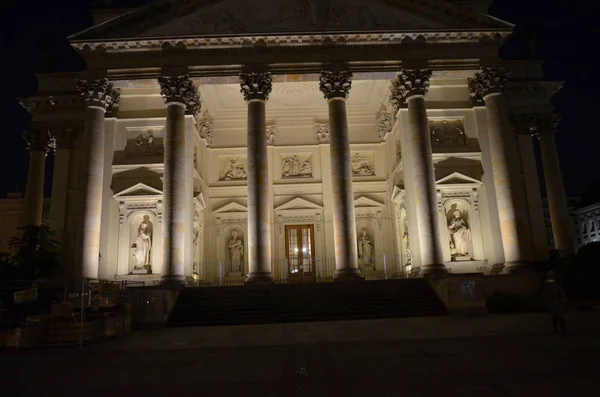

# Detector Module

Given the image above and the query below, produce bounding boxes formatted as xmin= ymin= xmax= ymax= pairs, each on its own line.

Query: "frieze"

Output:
xmin=218 ymin=156 xmax=248 ymax=181
xmin=429 ymin=119 xmax=467 ymax=149
xmin=281 ymin=154 xmax=312 ymax=178
xmin=351 ymin=152 xmax=375 ymax=176
xmin=126 ymin=129 xmax=163 ymax=158
xmin=127 ymin=203 xmax=157 ymax=210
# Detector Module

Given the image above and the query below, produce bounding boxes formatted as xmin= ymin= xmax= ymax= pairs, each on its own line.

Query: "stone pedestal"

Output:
xmin=240 ymin=72 xmax=274 ymax=284
xmin=469 ymin=68 xmax=531 ymax=272
xmin=536 ymin=115 xmax=576 ymax=257
xmin=76 ymin=78 xmax=119 ymax=279
xmin=22 ymin=129 xmax=53 ymax=226
xmin=320 ymin=70 xmax=362 ymax=281
xmin=158 ymin=75 xmax=200 ymax=286
xmin=391 ymin=69 xmax=446 ymax=276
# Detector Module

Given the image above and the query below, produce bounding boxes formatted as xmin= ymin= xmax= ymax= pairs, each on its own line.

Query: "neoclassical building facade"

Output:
xmin=14 ymin=0 xmax=575 ymax=285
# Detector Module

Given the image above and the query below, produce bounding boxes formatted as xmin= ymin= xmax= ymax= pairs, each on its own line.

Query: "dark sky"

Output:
xmin=0 ymin=0 xmax=595 ymax=198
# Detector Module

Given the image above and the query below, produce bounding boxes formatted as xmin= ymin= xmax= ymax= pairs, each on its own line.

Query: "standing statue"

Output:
xmin=228 ymin=230 xmax=244 ymax=273
xmin=402 ymin=225 xmax=411 ymax=265
xmin=133 ymin=221 xmax=152 ymax=268
xmin=448 ymin=210 xmax=471 ymax=256
xmin=357 ymin=228 xmax=373 ymax=266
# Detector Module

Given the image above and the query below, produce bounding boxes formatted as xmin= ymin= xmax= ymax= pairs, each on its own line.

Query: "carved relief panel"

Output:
xmin=125 ymin=128 xmax=164 ymax=159
xmin=281 ymin=154 xmax=313 ymax=178
xmin=218 ymin=156 xmax=248 ymax=181
xmin=429 ymin=119 xmax=467 ymax=149
xmin=351 ymin=152 xmax=375 ymax=176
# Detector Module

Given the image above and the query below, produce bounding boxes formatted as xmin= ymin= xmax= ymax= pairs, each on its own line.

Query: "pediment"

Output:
xmin=194 ymin=192 xmax=207 ymax=211
xmin=275 ymin=197 xmax=323 ymax=211
xmin=354 ymin=195 xmax=385 ymax=208
xmin=213 ymin=201 xmax=248 ymax=213
xmin=436 ymin=172 xmax=481 ymax=185
xmin=70 ymin=0 xmax=512 ymax=41
xmin=391 ymin=186 xmax=405 ymax=204
xmin=113 ymin=183 xmax=162 ymax=198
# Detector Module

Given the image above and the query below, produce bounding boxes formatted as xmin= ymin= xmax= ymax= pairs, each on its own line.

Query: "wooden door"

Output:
xmin=285 ymin=225 xmax=316 ymax=283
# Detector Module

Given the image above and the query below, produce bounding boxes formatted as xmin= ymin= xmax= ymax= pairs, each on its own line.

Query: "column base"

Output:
xmin=245 ymin=272 xmax=274 ymax=285
xmin=160 ymin=275 xmax=186 ymax=288
xmin=334 ymin=268 xmax=364 ymax=282
xmin=419 ymin=264 xmax=448 ymax=277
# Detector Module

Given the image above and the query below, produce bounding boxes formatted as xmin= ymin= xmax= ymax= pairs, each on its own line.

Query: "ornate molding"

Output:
xmin=239 ymin=72 xmax=272 ymax=101
xmin=319 ymin=70 xmax=352 ymax=100
xmin=315 ymin=123 xmax=330 ymax=143
xmin=468 ymin=67 xmax=509 ymax=105
xmin=157 ymin=74 xmax=201 ymax=115
xmin=390 ymin=69 xmax=432 ymax=110
xmin=376 ymin=106 xmax=393 ymax=140
xmin=197 ymin=109 xmax=214 ymax=145
xmin=76 ymin=78 xmax=120 ymax=111
xmin=266 ymin=124 xmax=276 ymax=145
xmin=50 ymin=128 xmax=78 ymax=150
xmin=22 ymin=129 xmax=55 ymax=153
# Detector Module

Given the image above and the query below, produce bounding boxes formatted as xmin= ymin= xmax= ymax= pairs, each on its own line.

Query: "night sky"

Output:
xmin=0 ymin=0 xmax=595 ymax=199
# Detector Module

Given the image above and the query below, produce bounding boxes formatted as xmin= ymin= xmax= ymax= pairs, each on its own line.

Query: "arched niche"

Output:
xmin=356 ymin=220 xmax=377 ymax=271
xmin=126 ymin=210 xmax=157 ymax=274
xmin=221 ymin=224 xmax=246 ymax=277
xmin=441 ymin=197 xmax=484 ymax=262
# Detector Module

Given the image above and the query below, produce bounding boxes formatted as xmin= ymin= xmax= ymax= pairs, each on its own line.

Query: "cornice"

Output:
xmin=18 ymin=94 xmax=84 ymax=115
xmin=71 ymin=30 xmax=510 ymax=54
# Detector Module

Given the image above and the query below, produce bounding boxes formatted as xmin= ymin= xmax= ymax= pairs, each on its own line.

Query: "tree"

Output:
xmin=8 ymin=225 xmax=60 ymax=282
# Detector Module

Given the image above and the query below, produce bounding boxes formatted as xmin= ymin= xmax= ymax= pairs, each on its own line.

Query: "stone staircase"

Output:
xmin=167 ymin=279 xmax=447 ymax=327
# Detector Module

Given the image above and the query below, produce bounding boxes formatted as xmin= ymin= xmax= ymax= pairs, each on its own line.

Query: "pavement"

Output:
xmin=2 ymin=312 xmax=600 ymax=397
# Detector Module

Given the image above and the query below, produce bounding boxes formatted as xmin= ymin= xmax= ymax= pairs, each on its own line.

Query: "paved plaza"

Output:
xmin=2 ymin=312 xmax=600 ymax=396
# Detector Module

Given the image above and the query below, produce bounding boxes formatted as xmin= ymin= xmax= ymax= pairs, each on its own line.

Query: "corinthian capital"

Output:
xmin=22 ymin=129 xmax=55 ymax=153
xmin=158 ymin=75 xmax=201 ymax=115
xmin=390 ymin=69 xmax=432 ymax=110
xmin=468 ymin=67 xmax=509 ymax=105
xmin=50 ymin=128 xmax=78 ymax=150
xmin=239 ymin=72 xmax=272 ymax=101
xmin=319 ymin=71 xmax=352 ymax=100
xmin=76 ymin=78 xmax=119 ymax=111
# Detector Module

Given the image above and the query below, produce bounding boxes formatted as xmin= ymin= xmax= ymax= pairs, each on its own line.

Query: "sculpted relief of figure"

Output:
xmin=222 ymin=157 xmax=247 ymax=181
xmin=351 ymin=153 xmax=375 ymax=176
xmin=357 ymin=228 xmax=373 ymax=268
xmin=282 ymin=155 xmax=312 ymax=178
xmin=448 ymin=209 xmax=471 ymax=258
xmin=132 ymin=219 xmax=152 ymax=270
xmin=228 ymin=230 xmax=244 ymax=273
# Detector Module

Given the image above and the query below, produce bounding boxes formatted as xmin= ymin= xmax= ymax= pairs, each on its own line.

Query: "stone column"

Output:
xmin=49 ymin=128 xmax=76 ymax=241
xmin=240 ymin=72 xmax=273 ymax=284
xmin=390 ymin=69 xmax=446 ymax=275
xmin=76 ymin=78 xmax=119 ymax=279
xmin=535 ymin=115 xmax=577 ymax=257
xmin=469 ymin=68 xmax=530 ymax=270
xmin=319 ymin=70 xmax=362 ymax=280
xmin=22 ymin=129 xmax=54 ymax=226
xmin=158 ymin=75 xmax=200 ymax=285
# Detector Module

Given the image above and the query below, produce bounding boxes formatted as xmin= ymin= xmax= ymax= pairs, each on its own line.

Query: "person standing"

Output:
xmin=542 ymin=271 xmax=568 ymax=335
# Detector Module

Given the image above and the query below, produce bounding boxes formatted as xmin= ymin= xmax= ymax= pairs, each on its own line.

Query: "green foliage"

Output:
xmin=7 ymin=225 xmax=61 ymax=282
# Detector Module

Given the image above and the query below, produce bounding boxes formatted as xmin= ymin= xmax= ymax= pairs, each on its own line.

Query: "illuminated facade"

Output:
xmin=13 ymin=0 xmax=575 ymax=285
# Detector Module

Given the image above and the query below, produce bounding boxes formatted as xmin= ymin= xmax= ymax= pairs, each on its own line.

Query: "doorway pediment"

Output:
xmin=113 ymin=182 xmax=162 ymax=198
xmin=213 ymin=201 xmax=248 ymax=213
xmin=436 ymin=172 xmax=481 ymax=186
xmin=275 ymin=197 xmax=323 ymax=211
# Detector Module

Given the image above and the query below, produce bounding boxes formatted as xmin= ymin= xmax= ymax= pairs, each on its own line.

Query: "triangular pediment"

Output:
xmin=71 ymin=0 xmax=512 ymax=41
xmin=436 ymin=172 xmax=481 ymax=185
xmin=391 ymin=186 xmax=405 ymax=204
xmin=213 ymin=201 xmax=248 ymax=213
xmin=354 ymin=195 xmax=385 ymax=208
xmin=275 ymin=197 xmax=323 ymax=211
xmin=113 ymin=183 xmax=162 ymax=198
xmin=194 ymin=192 xmax=207 ymax=211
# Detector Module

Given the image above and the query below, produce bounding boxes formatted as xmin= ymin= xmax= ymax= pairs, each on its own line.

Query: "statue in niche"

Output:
xmin=402 ymin=215 xmax=411 ymax=265
xmin=430 ymin=120 xmax=467 ymax=148
xmin=134 ymin=130 xmax=161 ymax=156
xmin=282 ymin=155 xmax=312 ymax=178
xmin=448 ymin=209 xmax=471 ymax=259
xmin=351 ymin=153 xmax=375 ymax=176
xmin=357 ymin=228 xmax=373 ymax=268
xmin=228 ymin=230 xmax=244 ymax=273
xmin=132 ymin=217 xmax=152 ymax=270
xmin=222 ymin=158 xmax=247 ymax=180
